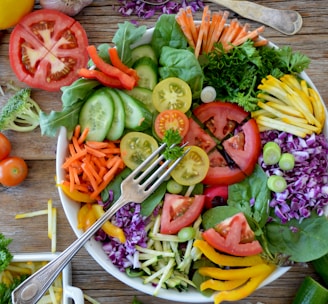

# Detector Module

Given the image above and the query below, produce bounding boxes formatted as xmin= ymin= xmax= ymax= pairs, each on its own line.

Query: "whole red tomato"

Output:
xmin=0 ymin=133 xmax=11 ymax=160
xmin=0 ymin=157 xmax=28 ymax=187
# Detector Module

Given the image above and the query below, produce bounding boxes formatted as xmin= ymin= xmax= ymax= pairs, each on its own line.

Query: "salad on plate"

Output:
xmin=48 ymin=6 xmax=328 ymax=304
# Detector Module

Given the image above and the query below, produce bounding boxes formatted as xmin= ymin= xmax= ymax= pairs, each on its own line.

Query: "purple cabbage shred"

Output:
xmin=259 ymin=130 xmax=328 ymax=223
xmin=96 ymin=202 xmax=150 ymax=272
xmin=117 ymin=0 xmax=204 ymax=19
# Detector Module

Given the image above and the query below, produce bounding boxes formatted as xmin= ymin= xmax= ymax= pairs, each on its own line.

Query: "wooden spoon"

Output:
xmin=208 ymin=0 xmax=302 ymax=35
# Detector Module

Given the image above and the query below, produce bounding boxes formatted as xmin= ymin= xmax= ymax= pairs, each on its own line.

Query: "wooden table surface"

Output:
xmin=1 ymin=1 xmax=327 ymax=303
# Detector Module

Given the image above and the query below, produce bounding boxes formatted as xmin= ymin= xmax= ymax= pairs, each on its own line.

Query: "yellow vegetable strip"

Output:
xmin=51 ymin=207 xmax=57 ymax=253
xmin=201 ymin=278 xmax=248 ymax=291
xmin=300 ymin=79 xmax=309 ymax=96
xmin=309 ymin=88 xmax=326 ymax=126
xmin=257 ymin=92 xmax=286 ymax=105
xmin=280 ymin=74 xmax=302 ymax=90
xmin=193 ymin=239 xmax=264 ymax=267
xmin=48 ymin=199 xmax=53 ymax=239
xmin=15 ymin=210 xmax=48 ymax=219
xmin=213 ymin=264 xmax=276 ymax=304
xmin=265 ymin=101 xmax=303 ymax=118
xmin=255 ymin=115 xmax=307 ymax=137
xmin=257 ymin=101 xmax=308 ymax=124
xmin=281 ymin=117 xmax=320 ymax=133
xmin=198 ymin=263 xmax=274 ymax=280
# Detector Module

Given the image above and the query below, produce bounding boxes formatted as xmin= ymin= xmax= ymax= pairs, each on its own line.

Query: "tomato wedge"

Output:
xmin=9 ymin=9 xmax=89 ymax=91
xmin=202 ymin=212 xmax=263 ymax=256
xmin=160 ymin=194 xmax=205 ymax=235
xmin=154 ymin=109 xmax=189 ymax=139
xmin=186 ymin=101 xmax=261 ymax=185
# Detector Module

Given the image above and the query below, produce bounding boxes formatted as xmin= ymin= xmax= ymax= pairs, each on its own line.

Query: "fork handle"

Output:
xmin=209 ymin=0 xmax=302 ymax=35
xmin=11 ymin=196 xmax=126 ymax=304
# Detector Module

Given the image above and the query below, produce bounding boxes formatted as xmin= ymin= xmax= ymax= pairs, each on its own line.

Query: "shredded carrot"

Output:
xmin=61 ymin=125 xmax=125 ymax=201
xmin=176 ymin=6 xmax=267 ymax=56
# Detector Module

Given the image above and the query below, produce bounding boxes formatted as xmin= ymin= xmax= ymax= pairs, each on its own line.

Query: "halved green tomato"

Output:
xmin=152 ymin=77 xmax=192 ymax=113
xmin=170 ymin=145 xmax=210 ymax=186
xmin=120 ymin=132 xmax=158 ymax=170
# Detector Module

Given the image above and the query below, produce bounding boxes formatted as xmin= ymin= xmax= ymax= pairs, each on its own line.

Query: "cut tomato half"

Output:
xmin=202 ymin=212 xmax=263 ymax=256
xmin=160 ymin=194 xmax=205 ymax=235
xmin=9 ymin=9 xmax=89 ymax=91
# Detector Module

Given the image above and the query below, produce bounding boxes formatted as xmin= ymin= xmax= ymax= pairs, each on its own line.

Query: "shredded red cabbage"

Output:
xmin=117 ymin=0 xmax=204 ymax=19
xmin=96 ymin=202 xmax=149 ymax=272
xmin=259 ymin=130 xmax=328 ymax=223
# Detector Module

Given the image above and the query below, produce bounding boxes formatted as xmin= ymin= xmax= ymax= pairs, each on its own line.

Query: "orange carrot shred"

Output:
xmin=78 ymin=127 xmax=89 ymax=145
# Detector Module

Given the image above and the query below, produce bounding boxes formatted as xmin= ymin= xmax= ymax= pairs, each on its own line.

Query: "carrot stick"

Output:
xmin=194 ymin=5 xmax=210 ymax=58
xmin=229 ymin=25 xmax=265 ymax=49
xmin=176 ymin=10 xmax=195 ymax=48
xmin=74 ymin=125 xmax=81 ymax=138
xmin=206 ymin=10 xmax=229 ymax=52
xmin=62 ymin=149 xmax=87 ymax=169
xmin=78 ymin=127 xmax=89 ymax=145
xmin=204 ymin=11 xmax=221 ymax=53
xmin=85 ymin=145 xmax=107 ymax=158
xmin=185 ymin=6 xmax=198 ymax=45
xmin=86 ymin=141 xmax=111 ymax=149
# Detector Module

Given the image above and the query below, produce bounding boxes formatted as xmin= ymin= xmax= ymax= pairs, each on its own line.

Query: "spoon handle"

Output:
xmin=209 ymin=0 xmax=303 ymax=35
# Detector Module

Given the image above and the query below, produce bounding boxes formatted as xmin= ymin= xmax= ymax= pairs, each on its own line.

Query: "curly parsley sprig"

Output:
xmin=161 ymin=129 xmax=184 ymax=160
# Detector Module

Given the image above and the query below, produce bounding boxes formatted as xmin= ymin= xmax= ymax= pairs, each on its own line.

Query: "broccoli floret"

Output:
xmin=0 ymin=88 xmax=41 ymax=132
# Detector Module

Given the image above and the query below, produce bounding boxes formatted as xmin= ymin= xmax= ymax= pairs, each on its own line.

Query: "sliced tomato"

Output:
xmin=189 ymin=101 xmax=261 ymax=185
xmin=9 ymin=9 xmax=88 ymax=91
xmin=183 ymin=118 xmax=216 ymax=152
xmin=202 ymin=212 xmax=263 ymax=256
xmin=223 ymin=119 xmax=261 ymax=176
xmin=203 ymin=149 xmax=246 ymax=185
xmin=203 ymin=185 xmax=228 ymax=209
xmin=170 ymin=146 xmax=210 ymax=186
xmin=193 ymin=102 xmax=248 ymax=140
xmin=154 ymin=109 xmax=189 ymax=139
xmin=160 ymin=194 xmax=205 ymax=235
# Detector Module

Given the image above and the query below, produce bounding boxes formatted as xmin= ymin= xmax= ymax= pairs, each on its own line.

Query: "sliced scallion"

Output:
xmin=267 ymin=175 xmax=287 ymax=193
xmin=279 ymin=152 xmax=295 ymax=171
xmin=263 ymin=141 xmax=281 ymax=165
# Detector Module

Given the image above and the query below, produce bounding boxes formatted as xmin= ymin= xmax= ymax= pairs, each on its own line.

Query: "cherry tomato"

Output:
xmin=160 ymin=194 xmax=205 ymax=235
xmin=9 ymin=9 xmax=89 ymax=91
xmin=120 ymin=132 xmax=158 ymax=170
xmin=185 ymin=102 xmax=261 ymax=185
xmin=154 ymin=109 xmax=189 ymax=139
xmin=202 ymin=212 xmax=263 ymax=256
xmin=0 ymin=133 xmax=11 ymax=160
xmin=0 ymin=156 xmax=28 ymax=187
xmin=170 ymin=146 xmax=210 ymax=186
xmin=152 ymin=77 xmax=192 ymax=113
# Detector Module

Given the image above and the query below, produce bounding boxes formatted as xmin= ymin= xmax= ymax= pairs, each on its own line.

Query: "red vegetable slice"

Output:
xmin=202 ymin=212 xmax=263 ymax=256
xmin=9 ymin=9 xmax=89 ymax=91
xmin=160 ymin=194 xmax=205 ymax=235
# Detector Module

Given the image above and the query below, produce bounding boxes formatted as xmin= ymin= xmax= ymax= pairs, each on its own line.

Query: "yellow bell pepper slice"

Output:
xmin=200 ymin=278 xmax=247 ymax=291
xmin=199 ymin=263 xmax=274 ymax=281
xmin=92 ymin=204 xmax=126 ymax=243
xmin=193 ymin=239 xmax=263 ymax=267
xmin=58 ymin=183 xmax=96 ymax=203
xmin=213 ymin=264 xmax=276 ymax=304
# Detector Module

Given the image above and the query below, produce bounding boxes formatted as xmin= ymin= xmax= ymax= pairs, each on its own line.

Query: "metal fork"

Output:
xmin=12 ymin=143 xmax=189 ymax=304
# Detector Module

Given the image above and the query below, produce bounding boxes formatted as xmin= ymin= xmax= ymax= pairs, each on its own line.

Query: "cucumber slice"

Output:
xmin=106 ymin=89 xmax=126 ymax=140
xmin=292 ymin=276 xmax=328 ymax=304
xmin=79 ymin=87 xmax=114 ymax=142
xmin=312 ymin=253 xmax=328 ymax=286
xmin=133 ymin=57 xmax=158 ymax=90
xmin=114 ymin=89 xmax=152 ymax=131
xmin=131 ymin=44 xmax=157 ymax=65
xmin=124 ymin=87 xmax=156 ymax=114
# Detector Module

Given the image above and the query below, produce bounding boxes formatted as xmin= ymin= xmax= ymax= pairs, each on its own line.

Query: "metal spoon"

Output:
xmin=140 ymin=0 xmax=303 ymax=35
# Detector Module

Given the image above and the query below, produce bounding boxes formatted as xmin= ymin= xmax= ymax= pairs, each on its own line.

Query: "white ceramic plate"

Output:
xmin=12 ymin=252 xmax=84 ymax=304
xmin=56 ymin=28 xmax=327 ymax=302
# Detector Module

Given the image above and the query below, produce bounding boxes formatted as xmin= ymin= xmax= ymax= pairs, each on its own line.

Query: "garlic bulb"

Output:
xmin=40 ymin=0 xmax=93 ymax=16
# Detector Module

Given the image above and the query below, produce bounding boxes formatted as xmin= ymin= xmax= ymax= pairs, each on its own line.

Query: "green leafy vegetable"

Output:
xmin=202 ymin=205 xmax=240 ymax=230
xmin=113 ymin=21 xmax=147 ymax=67
xmin=161 ymin=129 xmax=184 ymax=160
xmin=0 ymin=88 xmax=41 ymax=132
xmin=0 ymin=234 xmax=12 ymax=273
xmin=0 ymin=275 xmax=28 ymax=304
xmin=264 ymin=212 xmax=328 ymax=262
xmin=159 ymin=46 xmax=204 ymax=99
xmin=150 ymin=14 xmax=188 ymax=59
xmin=202 ymin=40 xmax=310 ymax=112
